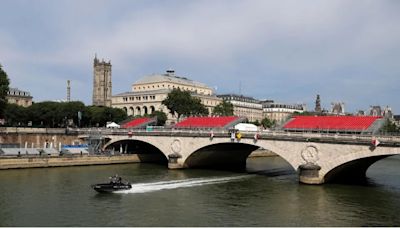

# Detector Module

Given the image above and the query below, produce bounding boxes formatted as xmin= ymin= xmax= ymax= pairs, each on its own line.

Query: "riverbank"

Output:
xmin=0 ymin=154 xmax=142 ymax=170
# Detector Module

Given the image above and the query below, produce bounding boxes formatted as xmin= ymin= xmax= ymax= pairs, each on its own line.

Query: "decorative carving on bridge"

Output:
xmin=301 ymin=145 xmax=319 ymax=164
xmin=171 ymin=138 xmax=182 ymax=153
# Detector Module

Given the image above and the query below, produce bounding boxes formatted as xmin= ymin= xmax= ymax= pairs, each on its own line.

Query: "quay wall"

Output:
xmin=0 ymin=127 xmax=81 ymax=149
xmin=0 ymin=155 xmax=142 ymax=170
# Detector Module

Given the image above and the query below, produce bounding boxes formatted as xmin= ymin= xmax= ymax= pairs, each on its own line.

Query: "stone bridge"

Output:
xmin=77 ymin=129 xmax=400 ymax=185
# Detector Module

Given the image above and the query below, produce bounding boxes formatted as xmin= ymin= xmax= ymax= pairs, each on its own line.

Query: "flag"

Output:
xmin=371 ymin=138 xmax=380 ymax=147
xmin=254 ymin=133 xmax=260 ymax=140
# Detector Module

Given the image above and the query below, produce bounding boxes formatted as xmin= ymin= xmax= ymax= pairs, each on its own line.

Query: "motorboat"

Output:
xmin=92 ymin=175 xmax=132 ymax=193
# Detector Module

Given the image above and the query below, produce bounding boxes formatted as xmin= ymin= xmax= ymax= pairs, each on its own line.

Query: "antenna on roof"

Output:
xmin=67 ymin=80 xmax=71 ymax=102
xmin=166 ymin=68 xmax=175 ymax=76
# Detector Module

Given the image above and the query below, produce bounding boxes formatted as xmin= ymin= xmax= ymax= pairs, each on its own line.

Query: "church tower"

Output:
xmin=92 ymin=55 xmax=112 ymax=107
xmin=315 ymin=94 xmax=322 ymax=113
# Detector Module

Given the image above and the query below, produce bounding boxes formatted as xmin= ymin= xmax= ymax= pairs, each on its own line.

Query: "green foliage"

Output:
xmin=149 ymin=111 xmax=167 ymax=126
xmin=261 ymin=117 xmax=276 ymax=129
xmin=3 ymin=101 xmax=127 ymax=127
xmin=162 ymin=88 xmax=208 ymax=119
xmin=212 ymin=100 xmax=234 ymax=116
xmin=381 ymin=119 xmax=400 ymax=133
xmin=247 ymin=120 xmax=261 ymax=126
xmin=4 ymin=104 xmax=28 ymax=126
xmin=85 ymin=105 xmax=127 ymax=127
xmin=0 ymin=64 xmax=10 ymax=118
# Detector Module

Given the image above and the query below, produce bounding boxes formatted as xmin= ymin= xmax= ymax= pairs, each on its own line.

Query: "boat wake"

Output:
xmin=115 ymin=175 xmax=253 ymax=194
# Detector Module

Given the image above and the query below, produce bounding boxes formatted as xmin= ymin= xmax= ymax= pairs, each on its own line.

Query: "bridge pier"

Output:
xmin=298 ymin=163 xmax=323 ymax=185
xmin=168 ymin=153 xmax=183 ymax=169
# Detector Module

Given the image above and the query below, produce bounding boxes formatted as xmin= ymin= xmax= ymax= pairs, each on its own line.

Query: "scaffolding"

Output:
xmin=86 ymin=130 xmax=105 ymax=155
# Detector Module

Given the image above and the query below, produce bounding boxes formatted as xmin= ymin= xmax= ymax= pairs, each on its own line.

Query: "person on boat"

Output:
xmin=109 ymin=174 xmax=119 ymax=184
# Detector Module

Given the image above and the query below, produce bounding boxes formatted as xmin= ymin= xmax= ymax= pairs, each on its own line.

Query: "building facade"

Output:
xmin=92 ymin=56 xmax=112 ymax=107
xmin=217 ymin=94 xmax=263 ymax=122
xmin=331 ymin=102 xmax=345 ymax=115
xmin=262 ymin=102 xmax=306 ymax=124
xmin=111 ymin=69 xmax=222 ymax=123
xmin=369 ymin=105 xmax=393 ymax=119
xmin=6 ymin=88 xmax=33 ymax=107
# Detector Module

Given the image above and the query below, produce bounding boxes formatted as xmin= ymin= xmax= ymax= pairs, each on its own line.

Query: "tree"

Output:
xmin=381 ymin=119 xmax=399 ymax=134
xmin=149 ymin=111 xmax=167 ymax=126
xmin=0 ymin=64 xmax=10 ymax=118
xmin=212 ymin=100 xmax=234 ymax=116
xmin=4 ymin=104 xmax=27 ymax=126
xmin=261 ymin=117 xmax=276 ymax=129
xmin=162 ymin=88 xmax=208 ymax=119
xmin=85 ymin=105 xmax=127 ymax=127
xmin=248 ymin=120 xmax=261 ymax=126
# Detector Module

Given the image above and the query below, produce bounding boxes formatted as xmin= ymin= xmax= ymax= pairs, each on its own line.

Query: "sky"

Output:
xmin=0 ymin=0 xmax=399 ymax=113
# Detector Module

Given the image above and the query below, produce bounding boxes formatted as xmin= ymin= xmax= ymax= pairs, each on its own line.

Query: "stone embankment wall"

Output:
xmin=0 ymin=155 xmax=142 ymax=169
xmin=0 ymin=127 xmax=81 ymax=149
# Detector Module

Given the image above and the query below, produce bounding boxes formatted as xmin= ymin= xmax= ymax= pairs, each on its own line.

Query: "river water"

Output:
xmin=1 ymin=156 xmax=400 ymax=226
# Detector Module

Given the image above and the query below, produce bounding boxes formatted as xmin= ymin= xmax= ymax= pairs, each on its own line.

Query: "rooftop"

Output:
xmin=134 ymin=70 xmax=209 ymax=89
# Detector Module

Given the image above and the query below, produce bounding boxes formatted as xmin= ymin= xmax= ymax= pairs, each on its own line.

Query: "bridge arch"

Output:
xmin=324 ymin=155 xmax=391 ymax=183
xmin=184 ymin=142 xmax=259 ymax=169
xmin=181 ymin=138 xmax=300 ymax=171
xmin=105 ymin=138 xmax=168 ymax=164
xmin=322 ymin=153 xmax=392 ymax=184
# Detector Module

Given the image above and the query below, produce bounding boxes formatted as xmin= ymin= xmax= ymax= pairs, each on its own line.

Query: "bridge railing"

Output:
xmin=68 ymin=127 xmax=400 ymax=145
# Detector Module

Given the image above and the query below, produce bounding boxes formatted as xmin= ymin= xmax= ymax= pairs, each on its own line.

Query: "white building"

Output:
xmin=6 ymin=88 xmax=33 ymax=107
xmin=217 ymin=94 xmax=263 ymax=122
xmin=111 ymin=69 xmax=222 ymax=123
xmin=262 ymin=102 xmax=306 ymax=124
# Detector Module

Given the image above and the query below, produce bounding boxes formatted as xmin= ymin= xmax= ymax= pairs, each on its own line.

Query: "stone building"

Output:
xmin=369 ymin=105 xmax=393 ymax=119
xmin=315 ymin=94 xmax=322 ymax=113
xmin=331 ymin=102 xmax=345 ymax=115
xmin=369 ymin=106 xmax=382 ymax=116
xmin=92 ymin=55 xmax=112 ymax=107
xmin=217 ymin=94 xmax=263 ymax=122
xmin=111 ymin=69 xmax=222 ymax=123
xmin=262 ymin=101 xmax=306 ymax=124
xmin=6 ymin=88 xmax=33 ymax=107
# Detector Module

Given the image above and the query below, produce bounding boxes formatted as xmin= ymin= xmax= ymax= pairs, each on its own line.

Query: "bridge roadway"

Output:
xmin=75 ymin=128 xmax=400 ymax=185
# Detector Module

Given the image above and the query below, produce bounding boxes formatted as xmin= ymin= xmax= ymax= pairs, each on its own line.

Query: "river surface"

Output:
xmin=1 ymin=156 xmax=400 ymax=226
